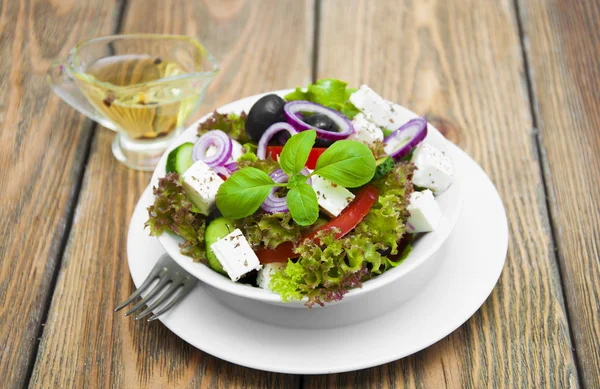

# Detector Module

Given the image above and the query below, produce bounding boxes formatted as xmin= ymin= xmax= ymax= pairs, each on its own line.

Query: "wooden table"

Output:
xmin=2 ymin=0 xmax=599 ymax=387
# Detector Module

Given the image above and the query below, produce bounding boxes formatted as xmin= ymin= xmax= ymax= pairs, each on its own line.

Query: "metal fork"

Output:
xmin=115 ymin=254 xmax=197 ymax=321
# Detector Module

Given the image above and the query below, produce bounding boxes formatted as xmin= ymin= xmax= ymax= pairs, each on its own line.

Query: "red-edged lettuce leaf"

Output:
xmin=198 ymin=111 xmax=248 ymax=143
xmin=146 ymin=172 xmax=207 ymax=262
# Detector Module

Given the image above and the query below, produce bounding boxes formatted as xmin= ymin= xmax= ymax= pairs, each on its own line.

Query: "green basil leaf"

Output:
xmin=313 ymin=140 xmax=376 ymax=187
xmin=286 ymin=182 xmax=319 ymax=226
xmin=287 ymin=173 xmax=302 ymax=188
xmin=216 ymin=167 xmax=276 ymax=219
xmin=279 ymin=130 xmax=316 ymax=175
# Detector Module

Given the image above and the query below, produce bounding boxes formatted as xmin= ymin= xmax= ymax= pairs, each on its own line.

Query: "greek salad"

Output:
xmin=147 ymin=79 xmax=454 ymax=307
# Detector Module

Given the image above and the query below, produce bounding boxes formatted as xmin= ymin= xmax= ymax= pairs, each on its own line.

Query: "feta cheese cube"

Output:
xmin=349 ymin=113 xmax=384 ymax=144
xmin=210 ymin=229 xmax=262 ymax=281
xmin=312 ymin=175 xmax=355 ymax=217
xmin=349 ymin=85 xmax=405 ymax=131
xmin=257 ymin=262 xmax=286 ymax=290
xmin=411 ymin=143 xmax=454 ymax=194
xmin=407 ymin=190 xmax=443 ymax=233
xmin=386 ymin=100 xmax=410 ymax=122
xmin=181 ymin=160 xmax=224 ymax=215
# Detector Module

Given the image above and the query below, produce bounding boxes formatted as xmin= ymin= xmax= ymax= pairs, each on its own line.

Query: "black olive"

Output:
xmin=305 ymin=113 xmax=337 ymax=147
xmin=272 ymin=131 xmax=291 ymax=146
xmin=304 ymin=113 xmax=338 ymax=132
xmin=314 ymin=138 xmax=335 ymax=147
xmin=205 ymin=206 xmax=223 ymax=224
xmin=245 ymin=94 xmax=286 ymax=143
xmin=377 ymin=247 xmax=392 ymax=256
xmin=238 ymin=269 xmax=259 ymax=286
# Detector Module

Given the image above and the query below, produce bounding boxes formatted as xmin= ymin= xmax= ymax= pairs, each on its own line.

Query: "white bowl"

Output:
xmin=150 ymin=90 xmax=462 ymax=323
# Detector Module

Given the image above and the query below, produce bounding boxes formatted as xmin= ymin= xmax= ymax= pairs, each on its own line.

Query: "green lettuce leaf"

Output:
xmin=236 ymin=211 xmax=304 ymax=249
xmin=198 ymin=111 xmax=249 ymax=143
xmin=284 ymin=79 xmax=360 ymax=119
xmin=385 ymin=241 xmax=413 ymax=270
xmin=242 ymin=143 xmax=258 ymax=154
xmin=235 ymin=154 xmax=280 ymax=174
xmin=146 ymin=172 xmax=207 ymax=262
xmin=358 ymin=162 xmax=415 ymax=254
xmin=270 ymin=228 xmax=375 ymax=307
xmin=237 ymin=151 xmax=258 ymax=163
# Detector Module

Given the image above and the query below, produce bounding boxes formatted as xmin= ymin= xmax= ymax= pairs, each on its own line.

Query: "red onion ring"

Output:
xmin=192 ymin=130 xmax=232 ymax=168
xmin=260 ymin=168 xmax=311 ymax=213
xmin=212 ymin=165 xmax=231 ymax=178
xmin=224 ymin=162 xmax=238 ymax=172
xmin=283 ymin=100 xmax=354 ymax=141
xmin=257 ymin=122 xmax=298 ymax=160
xmin=383 ymin=117 xmax=428 ymax=161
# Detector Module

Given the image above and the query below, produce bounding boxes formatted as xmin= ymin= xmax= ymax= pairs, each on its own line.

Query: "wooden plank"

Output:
xmin=517 ymin=0 xmax=600 ymax=387
xmin=28 ymin=0 xmax=311 ymax=387
xmin=0 ymin=0 xmax=118 ymax=387
xmin=306 ymin=0 xmax=580 ymax=387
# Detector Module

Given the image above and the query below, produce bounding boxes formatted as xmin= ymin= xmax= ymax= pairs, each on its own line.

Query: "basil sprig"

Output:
xmin=216 ymin=130 xmax=376 ymax=225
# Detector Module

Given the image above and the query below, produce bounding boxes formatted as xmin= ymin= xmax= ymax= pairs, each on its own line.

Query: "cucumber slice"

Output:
xmin=372 ymin=156 xmax=395 ymax=180
xmin=166 ymin=142 xmax=194 ymax=174
xmin=205 ymin=217 xmax=236 ymax=274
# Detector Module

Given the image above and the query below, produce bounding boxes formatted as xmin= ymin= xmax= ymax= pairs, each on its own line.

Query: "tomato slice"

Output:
xmin=305 ymin=185 xmax=379 ymax=243
xmin=266 ymin=146 xmax=327 ymax=170
xmin=256 ymin=185 xmax=379 ymax=263
xmin=256 ymin=241 xmax=295 ymax=264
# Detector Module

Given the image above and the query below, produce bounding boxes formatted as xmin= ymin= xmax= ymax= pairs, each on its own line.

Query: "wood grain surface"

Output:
xmin=306 ymin=0 xmax=580 ymax=387
xmin=517 ymin=0 xmax=600 ymax=387
xmin=0 ymin=0 xmax=119 ymax=388
xmin=28 ymin=0 xmax=311 ymax=387
xmin=4 ymin=0 xmax=598 ymax=387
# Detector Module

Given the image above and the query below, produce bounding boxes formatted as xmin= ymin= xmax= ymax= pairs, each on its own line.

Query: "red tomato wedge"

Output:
xmin=256 ymin=185 xmax=379 ymax=263
xmin=266 ymin=146 xmax=327 ymax=170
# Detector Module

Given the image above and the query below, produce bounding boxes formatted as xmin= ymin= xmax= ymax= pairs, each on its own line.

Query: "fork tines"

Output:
xmin=115 ymin=254 xmax=197 ymax=321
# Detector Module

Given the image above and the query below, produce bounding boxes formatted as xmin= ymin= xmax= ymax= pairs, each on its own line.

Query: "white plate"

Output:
xmin=127 ymin=137 xmax=508 ymax=374
xmin=151 ymin=90 xmax=462 ymax=308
